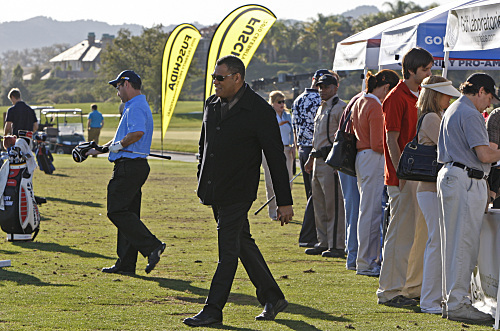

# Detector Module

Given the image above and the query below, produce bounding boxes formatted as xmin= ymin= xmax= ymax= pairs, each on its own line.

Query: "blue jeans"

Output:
xmin=338 ymin=171 xmax=359 ymax=269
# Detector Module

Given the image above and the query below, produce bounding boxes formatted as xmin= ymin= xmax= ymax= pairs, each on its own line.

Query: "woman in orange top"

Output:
xmin=352 ymin=70 xmax=399 ymax=276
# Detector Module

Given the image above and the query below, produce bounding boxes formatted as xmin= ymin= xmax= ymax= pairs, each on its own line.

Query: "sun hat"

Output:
xmin=421 ymin=81 xmax=460 ymax=98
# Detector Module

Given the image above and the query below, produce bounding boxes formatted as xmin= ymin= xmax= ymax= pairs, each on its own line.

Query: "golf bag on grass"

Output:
xmin=0 ymin=132 xmax=41 ymax=241
xmin=35 ymin=133 xmax=55 ymax=175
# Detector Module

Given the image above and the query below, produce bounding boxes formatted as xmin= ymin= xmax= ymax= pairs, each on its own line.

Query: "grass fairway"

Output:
xmin=0 ymin=101 xmax=204 ymax=153
xmin=0 ymin=155 xmax=491 ymax=330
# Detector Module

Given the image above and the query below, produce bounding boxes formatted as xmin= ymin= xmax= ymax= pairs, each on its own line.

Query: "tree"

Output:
xmin=302 ymin=14 xmax=343 ymax=65
xmin=100 ymin=25 xmax=169 ymax=111
xmin=383 ymin=0 xmax=423 ymax=17
xmin=12 ymin=64 xmax=24 ymax=82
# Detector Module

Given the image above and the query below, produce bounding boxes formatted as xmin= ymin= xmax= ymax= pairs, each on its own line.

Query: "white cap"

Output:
xmin=421 ymin=81 xmax=460 ymax=98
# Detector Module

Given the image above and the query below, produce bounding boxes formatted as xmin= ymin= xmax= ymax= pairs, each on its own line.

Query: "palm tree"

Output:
xmin=383 ymin=0 xmax=423 ymax=18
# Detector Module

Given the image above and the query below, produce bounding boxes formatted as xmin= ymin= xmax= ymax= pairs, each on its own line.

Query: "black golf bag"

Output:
xmin=35 ymin=133 xmax=55 ymax=175
xmin=0 ymin=134 xmax=41 ymax=241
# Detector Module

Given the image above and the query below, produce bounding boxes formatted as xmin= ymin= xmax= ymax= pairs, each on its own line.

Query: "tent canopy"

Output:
xmin=379 ymin=0 xmax=500 ymax=71
xmin=444 ymin=0 xmax=500 ymax=52
xmin=332 ymin=12 xmax=419 ymax=71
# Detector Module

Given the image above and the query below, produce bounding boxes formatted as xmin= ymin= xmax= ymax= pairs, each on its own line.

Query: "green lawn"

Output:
xmin=0 ymin=155 xmax=492 ymax=330
xmin=0 ymin=101 xmax=204 ymax=153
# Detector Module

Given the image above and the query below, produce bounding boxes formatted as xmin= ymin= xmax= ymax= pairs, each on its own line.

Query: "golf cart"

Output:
xmin=37 ymin=108 xmax=86 ymax=154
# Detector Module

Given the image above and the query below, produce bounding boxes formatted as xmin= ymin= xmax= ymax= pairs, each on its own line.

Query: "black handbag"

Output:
xmin=325 ymin=109 xmax=357 ymax=177
xmin=396 ymin=112 xmax=442 ymax=182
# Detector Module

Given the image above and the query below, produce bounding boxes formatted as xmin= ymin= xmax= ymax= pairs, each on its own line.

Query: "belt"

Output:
xmin=284 ymin=144 xmax=292 ymax=147
xmin=451 ymin=162 xmax=488 ymax=180
xmin=114 ymin=157 xmax=146 ymax=164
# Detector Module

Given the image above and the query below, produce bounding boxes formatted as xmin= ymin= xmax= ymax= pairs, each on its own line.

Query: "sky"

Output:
xmin=1 ymin=0 xmax=445 ymax=27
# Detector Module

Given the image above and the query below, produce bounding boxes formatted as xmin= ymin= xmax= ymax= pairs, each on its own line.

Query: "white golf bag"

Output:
xmin=0 ymin=133 xmax=40 ymax=241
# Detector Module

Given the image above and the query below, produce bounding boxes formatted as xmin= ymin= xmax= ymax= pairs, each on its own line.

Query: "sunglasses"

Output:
xmin=211 ymin=73 xmax=235 ymax=82
xmin=277 ymin=100 xmax=286 ymax=104
xmin=116 ymin=81 xmax=125 ymax=90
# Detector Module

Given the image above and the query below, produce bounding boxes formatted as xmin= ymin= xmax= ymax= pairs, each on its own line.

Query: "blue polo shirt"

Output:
xmin=88 ymin=110 xmax=103 ymax=128
xmin=108 ymin=94 xmax=153 ymax=162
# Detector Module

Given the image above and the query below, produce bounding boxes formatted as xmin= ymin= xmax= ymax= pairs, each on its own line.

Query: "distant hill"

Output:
xmin=341 ymin=5 xmax=379 ymax=19
xmin=0 ymin=16 xmax=178 ymax=52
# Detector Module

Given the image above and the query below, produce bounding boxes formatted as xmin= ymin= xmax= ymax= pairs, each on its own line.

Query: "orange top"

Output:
xmin=352 ymin=93 xmax=384 ymax=155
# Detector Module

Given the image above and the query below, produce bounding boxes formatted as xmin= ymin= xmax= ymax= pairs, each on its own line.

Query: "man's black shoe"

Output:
xmin=305 ymin=246 xmax=327 ymax=255
xmin=299 ymin=242 xmax=317 ymax=248
xmin=255 ymin=299 xmax=288 ymax=320
xmin=145 ymin=242 xmax=166 ymax=274
xmin=183 ymin=310 xmax=222 ymax=327
xmin=101 ymin=265 xmax=135 ymax=275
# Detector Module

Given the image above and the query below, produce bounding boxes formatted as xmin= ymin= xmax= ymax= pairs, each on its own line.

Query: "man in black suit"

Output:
xmin=183 ymin=55 xmax=294 ymax=327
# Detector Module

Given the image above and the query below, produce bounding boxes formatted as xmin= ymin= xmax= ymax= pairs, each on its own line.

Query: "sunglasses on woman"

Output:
xmin=276 ymin=100 xmax=286 ymax=104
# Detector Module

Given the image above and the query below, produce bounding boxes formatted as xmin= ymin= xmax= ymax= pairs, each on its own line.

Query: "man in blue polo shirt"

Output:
xmin=87 ymin=70 xmax=165 ymax=275
xmin=87 ymin=104 xmax=104 ymax=143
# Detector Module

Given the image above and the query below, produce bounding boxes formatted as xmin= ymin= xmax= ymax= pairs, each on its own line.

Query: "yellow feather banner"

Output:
xmin=162 ymin=24 xmax=201 ymax=139
xmin=204 ymin=5 xmax=276 ymax=100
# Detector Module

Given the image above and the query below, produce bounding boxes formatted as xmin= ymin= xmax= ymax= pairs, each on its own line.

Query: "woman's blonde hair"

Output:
xmin=417 ymin=75 xmax=449 ymax=119
xmin=268 ymin=91 xmax=285 ymax=104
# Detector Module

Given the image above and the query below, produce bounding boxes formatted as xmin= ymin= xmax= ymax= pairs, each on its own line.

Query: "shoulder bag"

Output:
xmin=396 ymin=112 xmax=442 ymax=182
xmin=325 ymin=108 xmax=357 ymax=177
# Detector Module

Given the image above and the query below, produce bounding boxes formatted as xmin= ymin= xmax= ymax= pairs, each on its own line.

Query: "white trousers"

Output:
xmin=262 ymin=147 xmax=294 ymax=219
xmin=355 ymin=149 xmax=384 ymax=271
xmin=417 ymin=191 xmax=442 ymax=313
xmin=437 ymin=164 xmax=487 ymax=311
xmin=377 ymin=180 xmax=427 ymax=301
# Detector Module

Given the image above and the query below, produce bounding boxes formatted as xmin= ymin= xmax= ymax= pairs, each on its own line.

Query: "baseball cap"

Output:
xmin=315 ymin=74 xmax=338 ymax=87
xmin=108 ymin=70 xmax=142 ymax=87
xmin=313 ymin=69 xmax=331 ymax=80
xmin=466 ymin=73 xmax=500 ymax=101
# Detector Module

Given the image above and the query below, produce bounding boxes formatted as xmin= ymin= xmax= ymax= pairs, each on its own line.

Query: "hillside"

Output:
xmin=0 ymin=16 xmax=177 ymax=51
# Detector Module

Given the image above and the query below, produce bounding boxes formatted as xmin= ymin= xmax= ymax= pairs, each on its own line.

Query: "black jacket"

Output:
xmin=197 ymin=84 xmax=293 ymax=207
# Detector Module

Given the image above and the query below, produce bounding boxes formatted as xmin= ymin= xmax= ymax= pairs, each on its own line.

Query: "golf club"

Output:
xmin=121 ymin=150 xmax=171 ymax=160
xmin=254 ymin=170 xmax=302 ymax=216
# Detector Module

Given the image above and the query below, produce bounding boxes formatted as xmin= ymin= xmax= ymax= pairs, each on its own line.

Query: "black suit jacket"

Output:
xmin=197 ymin=84 xmax=293 ymax=207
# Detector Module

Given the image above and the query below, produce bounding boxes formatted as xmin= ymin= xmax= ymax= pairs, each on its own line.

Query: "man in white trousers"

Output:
xmin=438 ymin=73 xmax=500 ymax=323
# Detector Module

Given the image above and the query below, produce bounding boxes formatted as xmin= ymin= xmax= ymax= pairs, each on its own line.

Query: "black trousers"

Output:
xmin=107 ymin=158 xmax=161 ymax=269
xmin=298 ymin=146 xmax=317 ymax=245
xmin=204 ymin=201 xmax=284 ymax=315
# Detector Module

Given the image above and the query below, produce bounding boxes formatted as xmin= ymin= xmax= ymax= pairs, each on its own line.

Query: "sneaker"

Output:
xmin=305 ymin=246 xmax=327 ymax=255
xmin=447 ymin=303 xmax=494 ymax=323
xmin=378 ymin=295 xmax=417 ymax=307
xmin=356 ymin=266 xmax=380 ymax=277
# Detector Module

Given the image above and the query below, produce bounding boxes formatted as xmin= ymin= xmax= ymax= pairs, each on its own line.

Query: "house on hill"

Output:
xmin=49 ymin=32 xmax=114 ymax=79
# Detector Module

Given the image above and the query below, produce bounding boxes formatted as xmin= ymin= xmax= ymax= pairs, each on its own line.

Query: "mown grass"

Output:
xmin=0 ymin=101 xmax=204 ymax=153
xmin=0 ymin=155 xmax=493 ymax=330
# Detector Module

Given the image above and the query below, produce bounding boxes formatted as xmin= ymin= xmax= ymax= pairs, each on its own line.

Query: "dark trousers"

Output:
xmin=298 ymin=146 xmax=317 ymax=245
xmin=204 ymin=201 xmax=284 ymax=315
xmin=107 ymin=158 xmax=161 ymax=270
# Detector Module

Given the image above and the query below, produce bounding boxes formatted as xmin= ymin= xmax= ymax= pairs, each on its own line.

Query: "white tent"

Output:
xmin=443 ymin=0 xmax=500 ymax=76
xmin=378 ymin=0 xmax=500 ymax=72
xmin=332 ymin=12 xmax=419 ymax=72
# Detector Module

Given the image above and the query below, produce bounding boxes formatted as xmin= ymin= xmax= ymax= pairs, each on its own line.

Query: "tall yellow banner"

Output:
xmin=204 ymin=5 xmax=276 ymax=100
xmin=162 ymin=24 xmax=201 ymax=139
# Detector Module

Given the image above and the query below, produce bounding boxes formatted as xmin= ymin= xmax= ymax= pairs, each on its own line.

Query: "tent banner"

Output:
xmin=204 ymin=5 xmax=276 ymax=100
xmin=445 ymin=3 xmax=500 ymax=51
xmin=162 ymin=24 xmax=201 ymax=139
xmin=333 ymin=41 xmax=369 ymax=71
